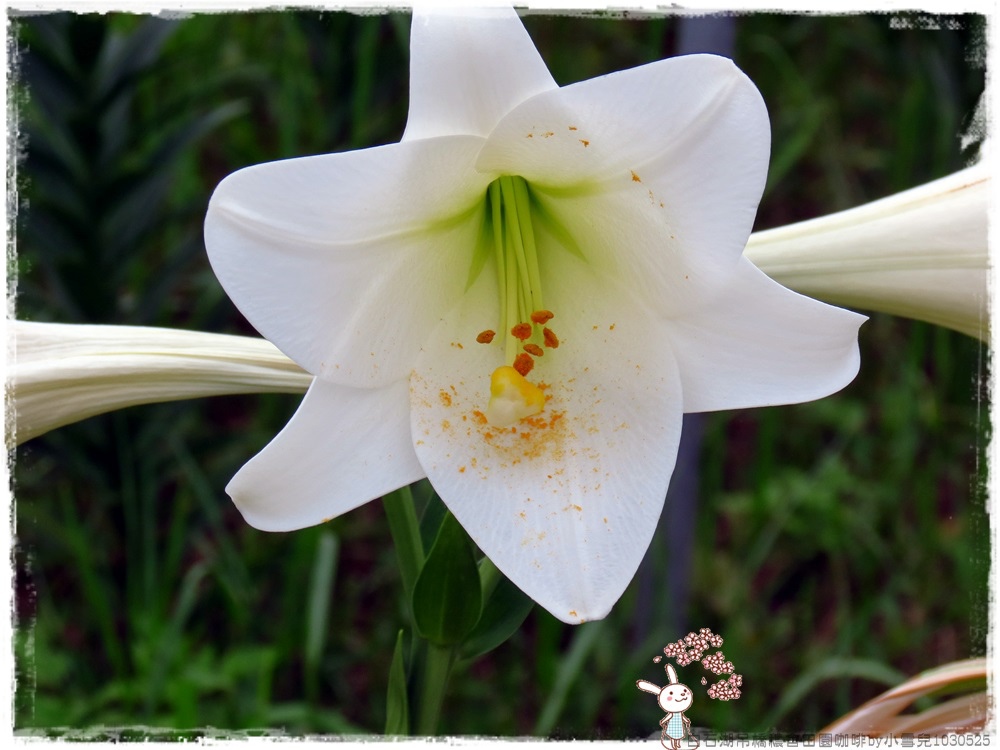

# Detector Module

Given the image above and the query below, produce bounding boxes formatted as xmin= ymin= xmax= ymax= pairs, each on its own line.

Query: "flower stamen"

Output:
xmin=543 ymin=327 xmax=560 ymax=349
xmin=481 ymin=176 xmax=564 ymax=427
xmin=511 ymin=322 xmax=532 ymax=341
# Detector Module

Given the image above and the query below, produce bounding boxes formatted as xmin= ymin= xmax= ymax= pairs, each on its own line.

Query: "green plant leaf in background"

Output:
xmin=384 ymin=631 xmax=410 ymax=735
xmin=411 ymin=513 xmax=482 ymax=647
xmin=460 ymin=573 xmax=534 ymax=662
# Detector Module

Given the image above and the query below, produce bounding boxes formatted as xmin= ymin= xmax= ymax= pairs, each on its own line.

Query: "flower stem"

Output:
xmin=414 ymin=641 xmax=456 ymax=735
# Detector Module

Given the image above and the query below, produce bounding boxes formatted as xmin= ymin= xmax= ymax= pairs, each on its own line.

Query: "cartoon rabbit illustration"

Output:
xmin=637 ymin=664 xmax=699 ymax=749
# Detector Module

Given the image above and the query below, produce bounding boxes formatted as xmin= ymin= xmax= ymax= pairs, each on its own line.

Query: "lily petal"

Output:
xmin=228 ymin=378 xmax=424 ymax=532
xmin=403 ymin=6 xmax=557 ymax=142
xmin=204 ymin=136 xmax=491 ymax=387
xmin=667 ymin=258 xmax=866 ymax=413
xmin=410 ymin=258 xmax=683 ymax=623
xmin=476 ymin=53 xmax=769 ymax=314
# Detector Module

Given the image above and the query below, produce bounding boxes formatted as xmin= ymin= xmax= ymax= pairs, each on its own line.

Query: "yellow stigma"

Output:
xmin=485 ymin=366 xmax=546 ymax=428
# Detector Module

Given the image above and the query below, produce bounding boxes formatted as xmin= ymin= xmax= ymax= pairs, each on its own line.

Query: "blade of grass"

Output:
xmin=304 ymin=529 xmax=339 ymax=705
xmin=533 ymin=620 xmax=606 ymax=736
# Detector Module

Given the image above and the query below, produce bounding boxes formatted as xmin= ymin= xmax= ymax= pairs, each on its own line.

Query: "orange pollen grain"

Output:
xmin=530 ymin=309 xmax=554 ymax=324
xmin=513 ymin=352 xmax=534 ymax=376
xmin=511 ymin=322 xmax=532 ymax=341
xmin=568 ymin=126 xmax=578 ymax=131
xmin=580 ymin=139 xmax=590 ymax=147
xmin=439 ymin=390 xmax=452 ymax=407
xmin=631 ymin=170 xmax=642 ymax=182
xmin=476 ymin=329 xmax=496 ymax=344
xmin=524 ymin=343 xmax=544 ymax=357
xmin=472 ymin=410 xmax=488 ymax=425
xmin=543 ymin=327 xmax=560 ymax=349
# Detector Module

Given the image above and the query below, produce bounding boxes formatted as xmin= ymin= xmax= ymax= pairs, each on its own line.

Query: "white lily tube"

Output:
xmin=746 ymin=162 xmax=990 ymax=340
xmin=8 ymin=320 xmax=311 ymax=445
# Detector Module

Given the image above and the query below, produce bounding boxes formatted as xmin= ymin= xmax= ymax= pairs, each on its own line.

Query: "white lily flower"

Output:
xmin=746 ymin=161 xmax=990 ymax=340
xmin=204 ymin=7 xmax=863 ymax=623
xmin=9 ymin=320 xmax=311 ymax=445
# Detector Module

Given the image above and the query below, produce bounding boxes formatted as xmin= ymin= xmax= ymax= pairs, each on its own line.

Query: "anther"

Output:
xmin=476 ymin=330 xmax=496 ymax=344
xmin=524 ymin=343 xmax=544 ymax=357
xmin=513 ymin=352 xmax=534 ymax=376
xmin=543 ymin=327 xmax=560 ymax=349
xmin=530 ymin=310 xmax=554 ymax=325
xmin=511 ymin=323 xmax=532 ymax=341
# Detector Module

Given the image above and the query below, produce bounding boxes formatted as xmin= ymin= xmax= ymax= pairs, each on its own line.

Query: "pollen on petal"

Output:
xmin=543 ymin=327 xmax=560 ymax=349
xmin=513 ymin=352 xmax=534 ymax=376
xmin=524 ymin=343 xmax=544 ymax=357
xmin=485 ymin=365 xmax=545 ymax=428
xmin=476 ymin=329 xmax=496 ymax=344
xmin=511 ymin=322 xmax=532 ymax=341
xmin=530 ymin=310 xmax=554 ymax=325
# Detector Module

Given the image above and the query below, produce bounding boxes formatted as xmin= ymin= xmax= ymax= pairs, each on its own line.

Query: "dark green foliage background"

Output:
xmin=10 ymin=9 xmax=988 ymax=738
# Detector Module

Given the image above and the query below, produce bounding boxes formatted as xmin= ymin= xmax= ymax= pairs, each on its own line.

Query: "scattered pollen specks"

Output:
xmin=631 ymin=170 xmax=642 ymax=182
xmin=441 ymin=419 xmax=451 ymax=430
xmin=609 ymin=323 xmax=616 ymax=331
xmin=451 ymin=341 xmax=464 ymax=349
xmin=543 ymin=131 xmax=555 ymax=138
xmin=526 ymin=133 xmax=534 ymax=138
xmin=568 ymin=125 xmax=578 ymax=131
xmin=579 ymin=139 xmax=590 ymax=147
xmin=439 ymin=390 xmax=453 ymax=407
xmin=569 ymin=610 xmax=578 ymax=617
xmin=459 ymin=466 xmax=466 ymax=473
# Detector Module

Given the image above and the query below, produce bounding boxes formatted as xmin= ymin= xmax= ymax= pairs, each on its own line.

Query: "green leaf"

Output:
xmin=411 ymin=513 xmax=482 ymax=646
xmin=459 ymin=573 xmax=534 ymax=662
xmin=418 ymin=489 xmax=448 ymax=553
xmin=384 ymin=631 xmax=410 ymax=735
xmin=382 ymin=487 xmax=425 ymax=610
